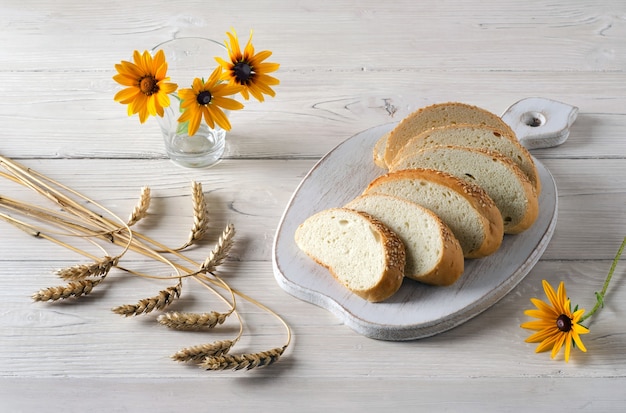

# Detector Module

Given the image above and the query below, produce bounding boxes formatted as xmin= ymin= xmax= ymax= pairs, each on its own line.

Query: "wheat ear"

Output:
xmin=201 ymin=223 xmax=235 ymax=273
xmin=112 ymin=280 xmax=182 ymax=316
xmin=175 ymin=181 xmax=208 ymax=250
xmin=56 ymin=256 xmax=119 ymax=280
xmin=171 ymin=340 xmax=235 ymax=362
xmin=127 ymin=186 xmax=151 ymax=227
xmin=32 ymin=278 xmax=103 ymax=302
xmin=157 ymin=311 xmax=230 ymax=330
xmin=200 ymin=346 xmax=287 ymax=371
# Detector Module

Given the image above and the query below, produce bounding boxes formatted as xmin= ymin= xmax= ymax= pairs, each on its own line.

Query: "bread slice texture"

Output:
xmin=365 ymin=169 xmax=503 ymax=259
xmin=294 ymin=208 xmax=406 ymax=302
xmin=382 ymin=102 xmax=516 ymax=167
xmin=345 ymin=194 xmax=464 ymax=286
xmin=393 ymin=124 xmax=541 ymax=194
xmin=392 ymin=146 xmax=538 ymax=234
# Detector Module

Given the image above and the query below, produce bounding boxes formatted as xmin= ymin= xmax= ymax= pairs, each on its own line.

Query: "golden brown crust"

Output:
xmin=393 ymin=123 xmax=541 ymax=194
xmin=383 ymin=102 xmax=517 ymax=167
xmin=365 ymin=168 xmax=504 ymax=259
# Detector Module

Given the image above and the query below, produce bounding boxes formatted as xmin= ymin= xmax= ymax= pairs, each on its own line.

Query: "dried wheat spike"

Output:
xmin=56 ymin=256 xmax=119 ymax=280
xmin=171 ymin=340 xmax=234 ymax=362
xmin=32 ymin=278 xmax=103 ymax=302
xmin=200 ymin=346 xmax=286 ymax=371
xmin=201 ymin=223 xmax=235 ymax=273
xmin=127 ymin=186 xmax=151 ymax=226
xmin=176 ymin=181 xmax=209 ymax=250
xmin=157 ymin=311 xmax=229 ymax=330
xmin=112 ymin=280 xmax=182 ymax=316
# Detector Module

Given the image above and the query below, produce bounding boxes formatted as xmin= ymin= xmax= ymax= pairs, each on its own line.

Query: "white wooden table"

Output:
xmin=1 ymin=1 xmax=625 ymax=411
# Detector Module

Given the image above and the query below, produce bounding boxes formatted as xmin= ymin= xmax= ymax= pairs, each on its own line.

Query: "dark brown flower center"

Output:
xmin=196 ymin=91 xmax=212 ymax=105
xmin=139 ymin=76 xmax=159 ymax=96
xmin=233 ymin=62 xmax=253 ymax=83
xmin=556 ymin=314 xmax=572 ymax=332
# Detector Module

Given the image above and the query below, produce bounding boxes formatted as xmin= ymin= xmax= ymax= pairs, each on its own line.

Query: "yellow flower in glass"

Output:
xmin=177 ymin=66 xmax=244 ymax=135
xmin=521 ymin=280 xmax=589 ymax=362
xmin=216 ymin=29 xmax=280 ymax=102
xmin=113 ymin=50 xmax=178 ymax=123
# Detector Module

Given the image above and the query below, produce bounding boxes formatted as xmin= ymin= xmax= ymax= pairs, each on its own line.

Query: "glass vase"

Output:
xmin=152 ymin=37 xmax=227 ymax=168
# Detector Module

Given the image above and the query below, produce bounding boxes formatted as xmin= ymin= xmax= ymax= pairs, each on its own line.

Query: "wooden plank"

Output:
xmin=2 ymin=377 xmax=626 ymax=412
xmin=1 ymin=1 xmax=624 ymax=72
xmin=1 ymin=69 xmax=625 ymax=159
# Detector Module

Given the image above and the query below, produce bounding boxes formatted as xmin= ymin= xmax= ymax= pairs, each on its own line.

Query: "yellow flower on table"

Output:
xmin=521 ymin=280 xmax=589 ymax=362
xmin=113 ymin=50 xmax=178 ymax=123
xmin=216 ymin=29 xmax=280 ymax=102
xmin=177 ymin=66 xmax=244 ymax=135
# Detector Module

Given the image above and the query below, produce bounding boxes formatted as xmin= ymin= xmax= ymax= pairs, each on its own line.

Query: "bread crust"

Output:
xmin=392 ymin=145 xmax=538 ymax=234
xmin=295 ymin=208 xmax=406 ymax=302
xmin=365 ymin=168 xmax=504 ymax=258
xmin=406 ymin=205 xmax=464 ymax=286
xmin=383 ymin=102 xmax=517 ymax=167
xmin=394 ymin=123 xmax=541 ymax=194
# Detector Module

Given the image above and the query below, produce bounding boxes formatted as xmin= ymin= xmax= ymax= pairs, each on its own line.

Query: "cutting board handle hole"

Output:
xmin=522 ymin=111 xmax=546 ymax=127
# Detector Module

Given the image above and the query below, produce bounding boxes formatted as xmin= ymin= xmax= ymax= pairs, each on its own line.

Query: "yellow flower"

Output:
xmin=113 ymin=50 xmax=178 ymax=123
xmin=215 ymin=29 xmax=280 ymax=102
xmin=177 ymin=66 xmax=244 ymax=135
xmin=521 ymin=280 xmax=589 ymax=362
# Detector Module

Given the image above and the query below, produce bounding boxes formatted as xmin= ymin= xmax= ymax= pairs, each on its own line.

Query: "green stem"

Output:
xmin=580 ymin=235 xmax=626 ymax=323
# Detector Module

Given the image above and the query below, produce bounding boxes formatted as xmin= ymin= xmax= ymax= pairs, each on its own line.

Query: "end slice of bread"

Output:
xmin=365 ymin=168 xmax=503 ymax=258
xmin=345 ymin=194 xmax=464 ymax=286
xmin=383 ymin=102 xmax=516 ymax=167
xmin=294 ymin=208 xmax=406 ymax=302
xmin=391 ymin=145 xmax=538 ymax=234
xmin=393 ymin=124 xmax=541 ymax=194
xmin=373 ymin=132 xmax=389 ymax=169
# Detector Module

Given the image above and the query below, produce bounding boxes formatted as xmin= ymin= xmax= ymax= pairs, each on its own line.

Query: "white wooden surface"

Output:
xmin=1 ymin=1 xmax=626 ymax=411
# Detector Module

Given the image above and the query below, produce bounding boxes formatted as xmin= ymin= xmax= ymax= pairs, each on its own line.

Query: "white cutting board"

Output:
xmin=272 ymin=98 xmax=575 ymax=341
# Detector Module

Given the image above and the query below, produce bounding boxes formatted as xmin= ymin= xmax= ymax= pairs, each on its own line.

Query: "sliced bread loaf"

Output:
xmin=391 ymin=145 xmax=538 ymax=234
xmin=393 ymin=124 xmax=541 ymax=194
xmin=345 ymin=194 xmax=464 ymax=286
xmin=382 ymin=102 xmax=516 ymax=167
xmin=364 ymin=169 xmax=503 ymax=258
xmin=294 ymin=208 xmax=406 ymax=302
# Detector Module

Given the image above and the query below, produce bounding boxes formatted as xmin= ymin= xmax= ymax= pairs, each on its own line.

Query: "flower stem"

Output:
xmin=580 ymin=236 xmax=626 ymax=323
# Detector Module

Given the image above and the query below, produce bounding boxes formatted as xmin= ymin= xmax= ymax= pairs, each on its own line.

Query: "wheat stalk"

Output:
xmin=175 ymin=181 xmax=208 ymax=251
xmin=112 ymin=280 xmax=182 ymax=316
xmin=2 ymin=156 xmax=293 ymax=372
xmin=201 ymin=223 xmax=235 ymax=273
xmin=55 ymin=255 xmax=119 ymax=280
xmin=32 ymin=278 xmax=103 ymax=302
xmin=171 ymin=340 xmax=235 ymax=362
xmin=127 ymin=186 xmax=151 ymax=227
xmin=157 ymin=311 xmax=230 ymax=330
xmin=200 ymin=346 xmax=286 ymax=371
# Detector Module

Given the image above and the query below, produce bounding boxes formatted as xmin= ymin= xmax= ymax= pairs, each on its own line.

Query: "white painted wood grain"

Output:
xmin=2 ymin=0 xmax=626 ymax=411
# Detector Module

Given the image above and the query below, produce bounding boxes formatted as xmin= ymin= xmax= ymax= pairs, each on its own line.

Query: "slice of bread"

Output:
xmin=364 ymin=169 xmax=503 ymax=258
xmin=382 ymin=102 xmax=516 ymax=167
xmin=294 ymin=208 xmax=406 ymax=302
xmin=345 ymin=194 xmax=464 ymax=286
xmin=391 ymin=146 xmax=538 ymax=234
xmin=373 ymin=132 xmax=389 ymax=168
xmin=393 ymin=124 xmax=541 ymax=194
